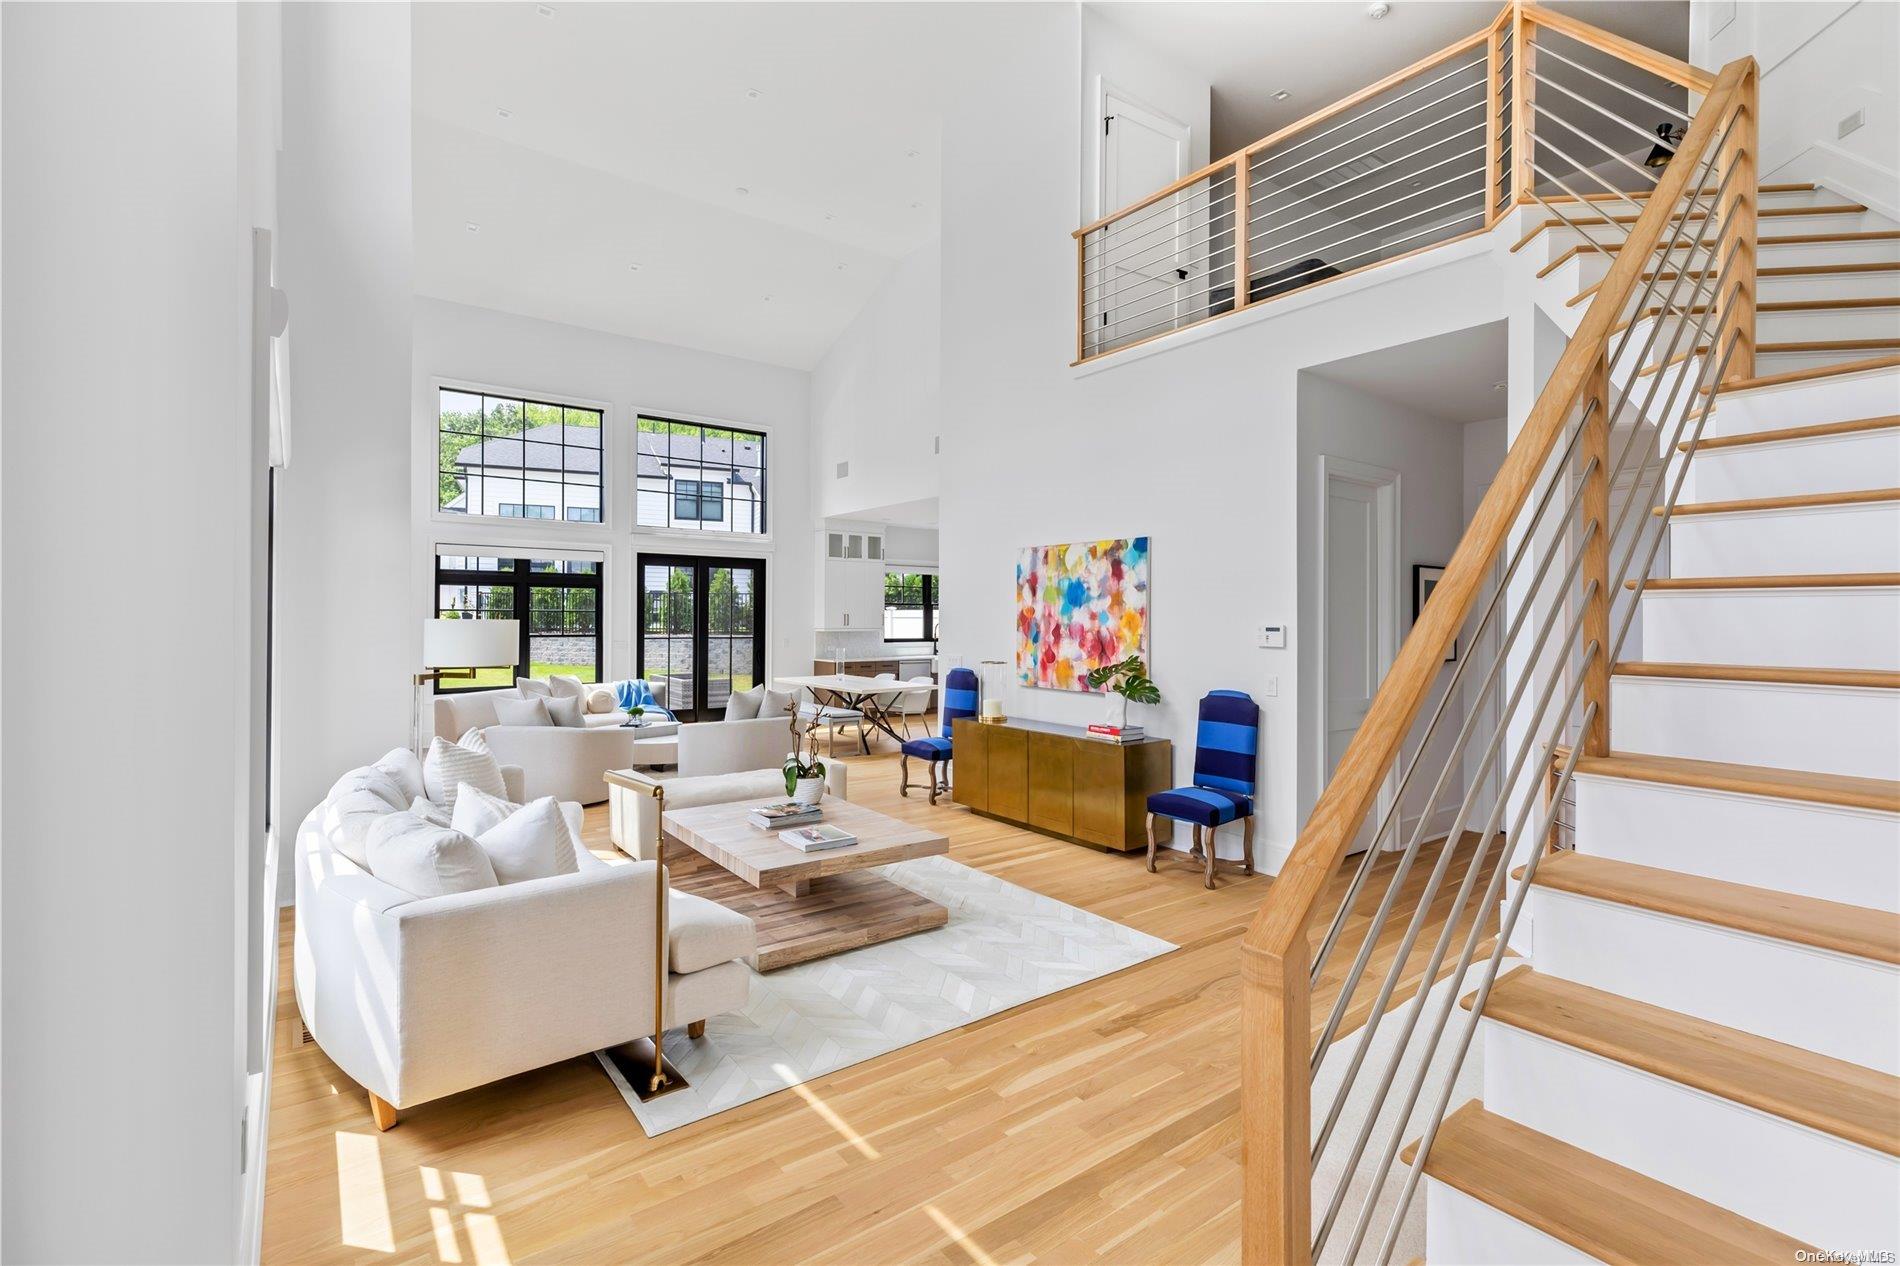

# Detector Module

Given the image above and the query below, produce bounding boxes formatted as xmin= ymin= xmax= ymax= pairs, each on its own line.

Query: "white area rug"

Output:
xmin=1310 ymin=956 xmax=1517 ymax=1265
xmin=599 ymin=854 xmax=1176 ymax=1136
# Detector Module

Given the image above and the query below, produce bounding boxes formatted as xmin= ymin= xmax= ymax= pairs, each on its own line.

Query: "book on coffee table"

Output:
xmin=748 ymin=801 xmax=823 ymax=829
xmin=778 ymin=824 xmax=857 ymax=851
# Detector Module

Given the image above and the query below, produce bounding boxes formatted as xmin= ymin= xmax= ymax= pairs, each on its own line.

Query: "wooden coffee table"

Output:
xmin=661 ymin=797 xmax=950 ymax=971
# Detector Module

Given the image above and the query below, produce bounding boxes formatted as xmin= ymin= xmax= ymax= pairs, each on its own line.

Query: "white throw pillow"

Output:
xmin=366 ymin=811 xmax=498 ymax=897
xmin=321 ymin=789 xmax=402 ymax=868
xmin=515 ymin=676 xmax=552 ymax=698
xmin=474 ymin=796 xmax=579 ymax=885
xmin=548 ymin=674 xmax=587 ymax=700
xmin=422 ymin=735 xmax=507 ymax=810
xmin=494 ymin=695 xmax=552 ymax=727
xmin=408 ymin=797 xmax=452 ymax=829
xmin=449 ymin=783 xmax=520 ymax=839
xmin=759 ymin=687 xmax=796 ymax=720
xmin=544 ymin=694 xmax=584 ymax=728
xmin=723 ymin=684 xmax=764 ymax=721
xmin=372 ymin=747 xmax=425 ymax=803
xmin=459 ymin=727 xmax=490 ymax=754
xmin=329 ymin=766 xmax=408 ymax=812
xmin=584 ymin=686 xmax=618 ymax=714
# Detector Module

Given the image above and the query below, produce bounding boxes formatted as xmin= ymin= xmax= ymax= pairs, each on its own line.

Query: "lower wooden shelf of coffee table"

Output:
xmin=661 ymin=797 xmax=952 ymax=972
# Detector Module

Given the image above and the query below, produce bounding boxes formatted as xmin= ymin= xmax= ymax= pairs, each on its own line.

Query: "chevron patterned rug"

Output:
xmin=597 ymin=854 xmax=1176 ymax=1136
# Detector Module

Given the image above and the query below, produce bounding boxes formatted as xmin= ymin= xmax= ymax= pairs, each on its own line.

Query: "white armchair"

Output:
xmin=293 ymin=778 xmax=752 ymax=1129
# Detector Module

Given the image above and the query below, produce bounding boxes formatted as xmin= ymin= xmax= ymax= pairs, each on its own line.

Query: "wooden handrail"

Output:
xmin=1237 ymin=56 xmax=1755 ymax=1265
xmin=1520 ymin=4 xmax=1717 ymax=94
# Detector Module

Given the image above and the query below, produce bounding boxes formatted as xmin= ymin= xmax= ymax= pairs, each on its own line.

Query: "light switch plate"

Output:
xmin=1264 ymin=676 xmax=1279 ymax=697
xmin=1258 ymin=623 xmax=1288 ymax=649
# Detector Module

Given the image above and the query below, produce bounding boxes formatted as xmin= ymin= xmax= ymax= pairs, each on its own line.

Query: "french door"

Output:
xmin=637 ymin=554 xmax=766 ymax=722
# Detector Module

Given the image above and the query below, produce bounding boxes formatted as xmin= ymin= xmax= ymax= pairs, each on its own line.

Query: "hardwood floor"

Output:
xmin=262 ymin=748 xmax=1502 ymax=1264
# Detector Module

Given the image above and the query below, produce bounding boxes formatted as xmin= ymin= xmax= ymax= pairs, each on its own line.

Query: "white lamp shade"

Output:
xmin=422 ymin=617 xmax=519 ymax=669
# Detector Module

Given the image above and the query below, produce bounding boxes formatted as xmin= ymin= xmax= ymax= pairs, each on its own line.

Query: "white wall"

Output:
xmin=1295 ymin=376 xmax=1478 ymax=850
xmin=810 ymin=242 xmax=941 ymax=521
xmin=2 ymin=4 xmax=265 ymax=1259
xmin=1693 ymin=0 xmax=1900 ymax=216
xmin=412 ymin=298 xmax=816 ymax=702
xmin=932 ymin=4 xmax=1512 ymax=872
xmin=1080 ymin=8 xmax=1213 ymax=224
xmin=273 ymin=3 xmax=416 ymax=904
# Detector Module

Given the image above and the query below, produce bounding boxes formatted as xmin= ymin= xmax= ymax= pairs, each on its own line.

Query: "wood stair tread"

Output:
xmin=1569 ymin=748 xmax=1900 ymax=813
xmin=1638 ymin=339 xmax=1900 ymax=376
xmin=1541 ymin=230 xmax=1898 ymax=278
xmin=1700 ymin=354 xmax=1900 ymax=393
xmin=1402 ymin=1102 xmax=1816 ymax=1265
xmin=1618 ymin=297 xmax=1900 ymax=335
xmin=1539 ymin=182 xmax=1814 ymax=206
xmin=1659 ymin=486 xmax=1900 ymax=515
xmin=1571 ymin=263 xmax=1899 ymax=309
xmin=1515 ymin=202 xmax=1867 ymax=252
xmin=1630 ymin=571 xmax=1900 ymax=590
xmin=1468 ymin=969 xmax=1900 ymax=1155
xmin=1679 ymin=414 xmax=1899 ymax=452
xmin=1613 ymin=660 xmax=1900 ymax=689
xmin=1518 ymin=852 xmax=1900 ymax=964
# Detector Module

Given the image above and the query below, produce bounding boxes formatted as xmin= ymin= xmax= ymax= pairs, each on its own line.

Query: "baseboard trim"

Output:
xmin=1766 ymin=141 xmax=1900 ymax=225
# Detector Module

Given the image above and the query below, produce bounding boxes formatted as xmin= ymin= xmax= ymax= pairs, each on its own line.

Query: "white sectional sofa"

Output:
xmin=293 ymin=753 xmax=754 ymax=1129
xmin=434 ymin=685 xmax=654 ymax=804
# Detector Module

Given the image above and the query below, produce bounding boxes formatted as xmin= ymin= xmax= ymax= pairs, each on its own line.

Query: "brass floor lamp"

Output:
xmin=413 ymin=617 xmax=520 ymax=755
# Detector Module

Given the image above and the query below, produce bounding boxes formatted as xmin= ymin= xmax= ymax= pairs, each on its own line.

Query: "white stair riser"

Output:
xmin=1682 ymin=428 xmax=1900 ymax=499
xmin=1757 ymin=238 xmax=1900 ymax=270
xmin=1423 ymin=1181 xmax=1599 ymax=1266
xmin=1755 ymin=347 xmax=1900 ymax=375
xmin=1482 ymin=1022 xmax=1898 ymax=1251
xmin=1528 ymin=886 xmax=1900 ymax=1072
xmin=1610 ymin=675 xmax=1900 ymax=779
xmin=1668 ymin=503 xmax=1900 ymax=576
xmin=1638 ymin=586 xmax=1900 ymax=669
xmin=1534 ymin=216 xmax=1880 ymax=271
xmin=1573 ymin=775 xmax=1900 ymax=911
xmin=1697 ymin=366 xmax=1900 ymax=438
xmin=1758 ymin=269 xmax=1900 ymax=303
xmin=1758 ymin=306 xmax=1900 ymax=344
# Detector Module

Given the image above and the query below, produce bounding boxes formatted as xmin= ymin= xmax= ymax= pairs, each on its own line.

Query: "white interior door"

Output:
xmin=1098 ymin=85 xmax=1191 ymax=343
xmin=1321 ymin=459 xmax=1399 ymax=854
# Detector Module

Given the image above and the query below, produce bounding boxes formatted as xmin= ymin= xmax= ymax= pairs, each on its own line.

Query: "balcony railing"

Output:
xmin=1071 ymin=4 xmax=1726 ymax=367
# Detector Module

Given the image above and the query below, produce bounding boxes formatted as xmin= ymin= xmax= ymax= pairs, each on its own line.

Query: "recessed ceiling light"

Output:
xmin=905 ymin=147 xmax=920 ymax=158
xmin=628 ymin=262 xmax=642 ymax=271
xmin=744 ymin=88 xmax=764 ymax=101
xmin=465 ymin=221 xmax=480 ymax=234
xmin=909 ymin=201 xmax=923 ymax=209
xmin=735 ymin=186 xmax=750 ymax=196
xmin=496 ymin=107 xmax=513 ymax=120
xmin=762 ymin=295 xmax=773 ymax=303
xmin=1368 ymin=1 xmax=1391 ymax=17
xmin=823 ymin=212 xmax=836 ymax=221
xmin=836 ymin=263 xmax=848 ymax=271
xmin=536 ymin=3 xmax=554 ymax=16
xmin=1272 ymin=90 xmax=1291 ymax=101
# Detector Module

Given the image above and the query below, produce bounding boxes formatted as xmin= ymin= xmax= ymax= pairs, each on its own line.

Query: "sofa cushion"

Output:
xmin=516 ymin=676 xmax=552 ymax=698
xmin=582 ymin=711 xmax=629 ymax=729
xmin=449 ymin=783 xmax=521 ymax=839
xmin=408 ymin=796 xmax=452 ymax=828
xmin=322 ymin=788 xmax=403 ymax=868
xmin=544 ymin=694 xmax=585 ymax=728
xmin=459 ymin=727 xmax=491 ymax=753
xmin=423 ymin=736 xmax=508 ymax=810
xmin=667 ymin=890 xmax=757 ymax=973
xmin=494 ymin=695 xmax=552 ymax=727
xmin=723 ymin=685 xmax=764 ymax=721
xmin=474 ymin=796 xmax=579 ymax=885
xmin=373 ymin=747 xmax=426 ymax=803
xmin=585 ymin=686 xmax=618 ymax=714
xmin=329 ymin=766 xmax=408 ymax=812
xmin=548 ymin=674 xmax=588 ymax=701
xmin=365 ymin=811 xmax=498 ymax=897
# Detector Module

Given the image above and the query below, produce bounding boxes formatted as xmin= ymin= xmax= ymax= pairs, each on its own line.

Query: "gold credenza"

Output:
xmin=951 ymin=717 xmax=1174 ymax=852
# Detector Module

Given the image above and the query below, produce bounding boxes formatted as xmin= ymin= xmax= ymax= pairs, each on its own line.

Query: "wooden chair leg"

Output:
xmin=928 ymin=759 xmax=942 ymax=806
xmin=900 ymin=753 xmax=911 ymax=797
xmin=369 ymin=1092 xmax=397 ymax=1132
xmin=1190 ymin=824 xmax=1204 ymax=861
xmin=1243 ymin=815 xmax=1256 ymax=876
xmin=1145 ymin=813 xmax=1159 ymax=872
xmin=1204 ymin=823 xmax=1219 ymax=889
xmin=687 ymin=1019 xmax=706 ymax=1039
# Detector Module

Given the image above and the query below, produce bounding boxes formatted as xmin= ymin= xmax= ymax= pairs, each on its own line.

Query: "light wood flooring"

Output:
xmin=262 ymin=747 xmax=1501 ymax=1265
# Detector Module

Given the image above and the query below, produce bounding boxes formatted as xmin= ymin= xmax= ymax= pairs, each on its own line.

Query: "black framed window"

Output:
xmin=884 ymin=571 xmax=939 ymax=642
xmin=439 ymin=388 xmax=603 ymax=525
xmin=637 ymin=554 xmax=766 ymax=720
xmin=434 ymin=553 xmax=602 ymax=690
xmin=636 ymin=415 xmax=765 ymax=534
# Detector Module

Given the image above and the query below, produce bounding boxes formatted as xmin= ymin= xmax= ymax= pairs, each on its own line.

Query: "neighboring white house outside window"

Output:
xmin=439 ymin=389 xmax=602 ymax=524
xmin=636 ymin=415 xmax=766 ymax=534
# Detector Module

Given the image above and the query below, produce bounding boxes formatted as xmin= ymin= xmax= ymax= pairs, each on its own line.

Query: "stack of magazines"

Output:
xmin=748 ymin=800 xmax=823 ymax=830
xmin=1086 ymin=723 xmax=1145 ymax=744
xmin=778 ymin=824 xmax=858 ymax=852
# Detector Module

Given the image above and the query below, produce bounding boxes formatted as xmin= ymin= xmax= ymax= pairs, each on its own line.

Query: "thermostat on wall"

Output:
xmin=1258 ymin=623 xmax=1288 ymax=649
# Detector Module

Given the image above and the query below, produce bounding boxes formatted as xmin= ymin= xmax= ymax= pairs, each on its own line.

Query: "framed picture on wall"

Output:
xmin=1413 ymin=564 xmax=1457 ymax=663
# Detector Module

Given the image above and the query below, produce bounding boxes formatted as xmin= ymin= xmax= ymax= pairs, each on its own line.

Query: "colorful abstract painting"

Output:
xmin=1015 ymin=537 xmax=1151 ymax=691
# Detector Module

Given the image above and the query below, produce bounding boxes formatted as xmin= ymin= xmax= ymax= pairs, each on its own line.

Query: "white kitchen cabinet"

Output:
xmin=816 ymin=527 xmax=889 ymax=630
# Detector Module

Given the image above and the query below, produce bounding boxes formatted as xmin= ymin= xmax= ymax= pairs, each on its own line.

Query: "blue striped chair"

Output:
xmin=900 ymin=667 xmax=979 ymax=805
xmin=1146 ymin=690 xmax=1260 ymax=888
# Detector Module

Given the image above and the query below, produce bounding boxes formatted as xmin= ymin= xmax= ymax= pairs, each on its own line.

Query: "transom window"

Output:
xmin=439 ymin=389 xmax=602 ymax=525
xmin=434 ymin=553 xmax=601 ymax=690
xmin=884 ymin=571 xmax=941 ymax=642
xmin=636 ymin=416 xmax=765 ymax=534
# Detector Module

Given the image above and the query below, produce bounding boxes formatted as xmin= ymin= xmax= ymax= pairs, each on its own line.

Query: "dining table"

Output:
xmin=773 ymin=673 xmax=938 ymax=754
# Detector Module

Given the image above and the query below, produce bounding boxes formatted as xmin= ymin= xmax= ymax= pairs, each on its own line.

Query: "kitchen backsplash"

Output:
xmin=816 ymin=630 xmax=935 ymax=662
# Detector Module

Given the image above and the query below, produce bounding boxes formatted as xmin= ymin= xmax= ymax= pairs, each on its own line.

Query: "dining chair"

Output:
xmin=897 ymin=675 xmax=934 ymax=737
